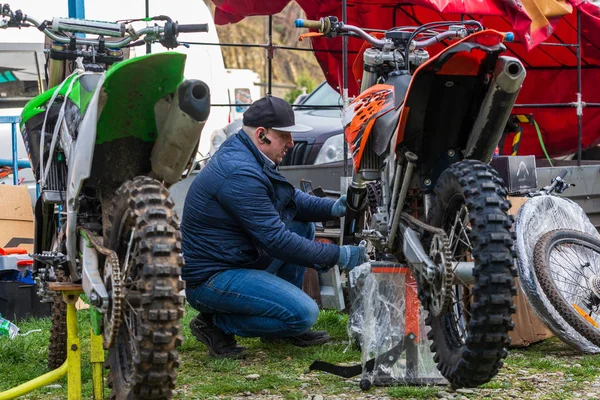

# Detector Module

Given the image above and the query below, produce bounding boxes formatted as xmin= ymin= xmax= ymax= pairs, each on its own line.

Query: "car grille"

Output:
xmin=280 ymin=141 xmax=310 ymax=166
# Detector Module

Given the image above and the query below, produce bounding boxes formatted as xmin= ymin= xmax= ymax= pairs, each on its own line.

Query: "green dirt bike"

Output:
xmin=1 ymin=4 xmax=211 ymax=399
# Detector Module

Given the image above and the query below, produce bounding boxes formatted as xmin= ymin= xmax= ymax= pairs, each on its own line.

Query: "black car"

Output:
xmin=207 ymin=81 xmax=349 ymax=166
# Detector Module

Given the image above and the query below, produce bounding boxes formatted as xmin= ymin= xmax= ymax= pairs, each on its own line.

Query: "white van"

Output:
xmin=0 ymin=0 xmax=228 ymax=195
xmin=224 ymin=68 xmax=261 ymax=122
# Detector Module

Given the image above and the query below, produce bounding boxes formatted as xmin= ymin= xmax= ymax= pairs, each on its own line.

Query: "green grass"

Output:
xmin=2 ymin=307 xmax=600 ymax=399
xmin=0 ymin=309 xmax=96 ymax=398
xmin=387 ymin=386 xmax=440 ymax=399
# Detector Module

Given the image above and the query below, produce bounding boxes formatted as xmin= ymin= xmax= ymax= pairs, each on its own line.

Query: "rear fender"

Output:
xmin=96 ymin=52 xmax=186 ymax=144
xmin=396 ymin=30 xmax=507 ymax=150
xmin=395 ymin=30 xmax=508 ymax=182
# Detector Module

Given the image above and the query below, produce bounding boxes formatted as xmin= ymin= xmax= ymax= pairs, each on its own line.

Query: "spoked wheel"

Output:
xmin=425 ymin=160 xmax=517 ymax=388
xmin=105 ymin=176 xmax=185 ymax=400
xmin=36 ymin=200 xmax=67 ymax=371
xmin=533 ymin=229 xmax=600 ymax=346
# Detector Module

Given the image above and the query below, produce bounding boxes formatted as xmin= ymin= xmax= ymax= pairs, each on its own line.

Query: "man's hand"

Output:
xmin=336 ymin=244 xmax=369 ymax=271
xmin=331 ymin=195 xmax=347 ymax=217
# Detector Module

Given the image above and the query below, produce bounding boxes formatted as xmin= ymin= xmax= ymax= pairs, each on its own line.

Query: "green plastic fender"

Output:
xmin=19 ymin=52 xmax=186 ymax=146
xmin=96 ymin=52 xmax=186 ymax=144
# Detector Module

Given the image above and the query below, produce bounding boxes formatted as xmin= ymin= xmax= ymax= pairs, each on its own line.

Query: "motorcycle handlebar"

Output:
xmin=177 ymin=23 xmax=209 ymax=33
xmin=413 ymin=30 xmax=464 ymax=49
xmin=0 ymin=4 xmax=204 ymax=48
xmin=51 ymin=17 xmax=126 ymax=37
xmin=295 ymin=16 xmax=464 ymax=49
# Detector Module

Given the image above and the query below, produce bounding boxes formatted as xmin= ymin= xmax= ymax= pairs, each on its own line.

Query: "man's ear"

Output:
xmin=258 ymin=128 xmax=272 ymax=145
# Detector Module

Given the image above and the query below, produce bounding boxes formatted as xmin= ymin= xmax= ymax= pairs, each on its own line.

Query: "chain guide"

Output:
xmin=399 ymin=212 xmax=453 ymax=317
xmin=79 ymin=227 xmax=123 ymax=349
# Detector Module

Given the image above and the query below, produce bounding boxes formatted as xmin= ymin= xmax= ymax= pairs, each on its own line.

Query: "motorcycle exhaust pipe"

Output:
xmin=464 ymin=56 xmax=526 ymax=161
xmin=151 ymin=79 xmax=211 ymax=185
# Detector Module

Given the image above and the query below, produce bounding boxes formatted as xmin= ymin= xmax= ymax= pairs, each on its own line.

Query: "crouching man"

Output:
xmin=181 ymin=96 xmax=368 ymax=358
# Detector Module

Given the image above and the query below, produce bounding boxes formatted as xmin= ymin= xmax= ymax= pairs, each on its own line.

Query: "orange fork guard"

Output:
xmin=371 ymin=265 xmax=420 ymax=340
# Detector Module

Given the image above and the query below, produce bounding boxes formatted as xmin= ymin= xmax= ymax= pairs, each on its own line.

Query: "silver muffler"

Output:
xmin=464 ymin=56 xmax=526 ymax=161
xmin=151 ymin=79 xmax=211 ymax=185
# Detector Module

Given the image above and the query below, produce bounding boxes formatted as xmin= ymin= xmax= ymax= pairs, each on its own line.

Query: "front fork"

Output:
xmin=342 ymin=173 xmax=368 ymax=245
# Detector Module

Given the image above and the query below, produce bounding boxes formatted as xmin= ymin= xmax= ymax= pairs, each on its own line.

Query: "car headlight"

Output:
xmin=314 ymin=134 xmax=351 ymax=165
xmin=210 ymin=128 xmax=228 ymax=154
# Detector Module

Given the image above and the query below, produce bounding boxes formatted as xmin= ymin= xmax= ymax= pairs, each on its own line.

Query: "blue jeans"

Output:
xmin=185 ymin=221 xmax=318 ymax=338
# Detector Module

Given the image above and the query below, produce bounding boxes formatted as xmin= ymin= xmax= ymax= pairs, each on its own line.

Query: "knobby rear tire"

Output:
xmin=425 ymin=160 xmax=517 ymax=388
xmin=105 ymin=176 xmax=185 ymax=400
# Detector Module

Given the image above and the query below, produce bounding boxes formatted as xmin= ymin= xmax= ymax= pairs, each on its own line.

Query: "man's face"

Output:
xmin=259 ymin=128 xmax=294 ymax=165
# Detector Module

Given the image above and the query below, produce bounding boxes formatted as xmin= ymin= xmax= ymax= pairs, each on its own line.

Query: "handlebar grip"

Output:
xmin=557 ymin=169 xmax=568 ymax=179
xmin=295 ymin=19 xmax=322 ymax=30
xmin=177 ymin=23 xmax=209 ymax=33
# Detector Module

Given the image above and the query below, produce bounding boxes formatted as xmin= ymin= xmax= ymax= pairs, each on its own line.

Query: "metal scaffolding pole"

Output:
xmin=342 ymin=0 xmax=349 ymax=177
xmin=576 ymin=9 xmax=583 ymax=166
xmin=267 ymin=15 xmax=273 ymax=95
xmin=512 ymin=9 xmax=587 ymax=164
xmin=184 ymin=41 xmax=359 ymax=54
xmin=145 ymin=0 xmax=151 ymax=55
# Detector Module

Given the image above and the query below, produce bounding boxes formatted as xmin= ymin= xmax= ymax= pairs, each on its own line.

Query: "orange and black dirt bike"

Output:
xmin=296 ymin=17 xmax=526 ymax=388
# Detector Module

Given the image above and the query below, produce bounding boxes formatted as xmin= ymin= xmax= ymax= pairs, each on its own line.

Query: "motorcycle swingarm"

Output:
xmin=80 ymin=234 xmax=109 ymax=313
xmin=399 ymin=222 xmax=438 ymax=283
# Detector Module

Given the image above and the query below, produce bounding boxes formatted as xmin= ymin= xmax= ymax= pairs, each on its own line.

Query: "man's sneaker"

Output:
xmin=189 ymin=314 xmax=247 ymax=358
xmin=262 ymin=330 xmax=331 ymax=347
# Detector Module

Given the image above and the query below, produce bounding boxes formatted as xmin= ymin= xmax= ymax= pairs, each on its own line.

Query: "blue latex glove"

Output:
xmin=336 ymin=245 xmax=369 ymax=271
xmin=331 ymin=195 xmax=347 ymax=217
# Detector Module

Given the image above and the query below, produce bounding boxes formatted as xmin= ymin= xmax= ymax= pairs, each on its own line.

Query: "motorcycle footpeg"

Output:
xmin=31 ymin=251 xmax=68 ymax=267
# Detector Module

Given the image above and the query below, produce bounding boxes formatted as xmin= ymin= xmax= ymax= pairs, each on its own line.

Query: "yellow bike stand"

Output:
xmin=0 ymin=283 xmax=104 ymax=400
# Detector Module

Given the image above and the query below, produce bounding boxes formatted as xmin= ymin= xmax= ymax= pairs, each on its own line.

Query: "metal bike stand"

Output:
xmin=0 ymin=283 xmax=104 ymax=400
xmin=309 ymin=263 xmax=446 ymax=390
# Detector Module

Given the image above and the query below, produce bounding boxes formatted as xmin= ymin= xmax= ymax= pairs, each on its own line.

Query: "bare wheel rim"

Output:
xmin=545 ymin=237 xmax=600 ymax=328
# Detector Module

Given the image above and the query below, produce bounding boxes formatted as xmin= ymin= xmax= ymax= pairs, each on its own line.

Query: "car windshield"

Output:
xmin=301 ymin=82 xmax=342 ymax=107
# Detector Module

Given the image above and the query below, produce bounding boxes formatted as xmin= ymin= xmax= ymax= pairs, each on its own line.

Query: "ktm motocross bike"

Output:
xmin=1 ymin=4 xmax=211 ymax=399
xmin=296 ymin=17 xmax=525 ymax=388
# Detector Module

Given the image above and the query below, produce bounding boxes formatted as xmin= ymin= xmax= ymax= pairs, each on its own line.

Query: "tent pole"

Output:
xmin=342 ymin=0 xmax=348 ymax=177
xmin=576 ymin=9 xmax=583 ymax=166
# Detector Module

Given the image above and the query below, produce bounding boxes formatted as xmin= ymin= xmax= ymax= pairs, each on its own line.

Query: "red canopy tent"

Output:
xmin=210 ymin=0 xmax=600 ymax=158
